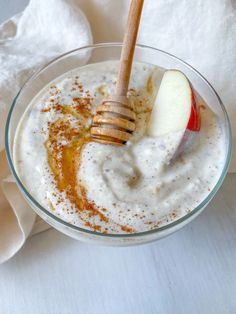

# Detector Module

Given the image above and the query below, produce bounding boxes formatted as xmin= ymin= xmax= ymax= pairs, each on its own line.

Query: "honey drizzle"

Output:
xmin=43 ymin=83 xmax=135 ymax=233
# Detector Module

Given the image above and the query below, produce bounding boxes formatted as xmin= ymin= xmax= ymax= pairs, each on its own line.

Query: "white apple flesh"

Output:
xmin=147 ymin=70 xmax=200 ymax=161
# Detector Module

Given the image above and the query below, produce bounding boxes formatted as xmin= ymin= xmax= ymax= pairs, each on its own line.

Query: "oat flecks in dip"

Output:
xmin=14 ymin=61 xmax=225 ymax=234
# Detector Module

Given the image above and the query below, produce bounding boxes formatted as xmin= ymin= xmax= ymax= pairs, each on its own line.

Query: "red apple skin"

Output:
xmin=187 ymin=86 xmax=201 ymax=132
xmin=170 ymin=86 xmax=201 ymax=163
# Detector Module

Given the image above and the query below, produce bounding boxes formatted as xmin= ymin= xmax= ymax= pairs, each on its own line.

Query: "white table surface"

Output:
xmin=0 ymin=2 xmax=236 ymax=314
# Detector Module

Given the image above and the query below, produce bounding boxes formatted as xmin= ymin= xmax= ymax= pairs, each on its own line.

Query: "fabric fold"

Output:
xmin=0 ymin=0 xmax=92 ymax=263
xmin=1 ymin=176 xmax=36 ymax=264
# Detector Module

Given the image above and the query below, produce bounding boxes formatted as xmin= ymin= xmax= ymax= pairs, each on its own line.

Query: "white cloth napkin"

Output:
xmin=78 ymin=0 xmax=236 ymax=170
xmin=0 ymin=0 xmax=92 ymax=264
xmin=1 ymin=0 xmax=236 ymax=264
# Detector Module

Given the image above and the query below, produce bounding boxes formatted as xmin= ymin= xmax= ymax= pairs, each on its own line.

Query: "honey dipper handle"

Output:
xmin=115 ymin=0 xmax=144 ymax=96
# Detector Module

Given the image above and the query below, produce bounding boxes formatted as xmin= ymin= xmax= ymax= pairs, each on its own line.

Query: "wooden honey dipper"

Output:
xmin=90 ymin=0 xmax=144 ymax=145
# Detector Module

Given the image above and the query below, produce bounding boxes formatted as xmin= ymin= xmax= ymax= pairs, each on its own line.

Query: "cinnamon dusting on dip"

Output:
xmin=42 ymin=79 xmax=134 ymax=233
xmin=13 ymin=61 xmax=225 ymax=234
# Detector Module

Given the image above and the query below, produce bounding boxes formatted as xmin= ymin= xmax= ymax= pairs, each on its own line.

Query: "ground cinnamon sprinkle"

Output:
xmin=84 ymin=221 xmax=102 ymax=232
xmin=41 ymin=107 xmax=51 ymax=113
xmin=120 ymin=225 xmax=135 ymax=233
xmin=79 ymin=185 xmax=109 ymax=224
xmin=41 ymin=79 xmax=138 ymax=234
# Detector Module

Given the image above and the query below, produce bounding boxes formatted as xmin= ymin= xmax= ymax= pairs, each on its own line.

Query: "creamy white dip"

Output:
xmin=14 ymin=61 xmax=225 ymax=233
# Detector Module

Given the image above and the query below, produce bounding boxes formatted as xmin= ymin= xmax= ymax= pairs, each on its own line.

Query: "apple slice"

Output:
xmin=147 ymin=70 xmax=200 ymax=137
xmin=147 ymin=70 xmax=200 ymax=161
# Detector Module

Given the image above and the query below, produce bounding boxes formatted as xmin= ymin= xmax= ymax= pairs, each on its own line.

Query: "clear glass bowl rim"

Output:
xmin=5 ymin=42 xmax=232 ymax=239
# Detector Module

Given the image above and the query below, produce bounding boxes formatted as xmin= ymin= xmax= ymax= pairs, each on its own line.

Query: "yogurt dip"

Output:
xmin=13 ymin=61 xmax=225 ymax=234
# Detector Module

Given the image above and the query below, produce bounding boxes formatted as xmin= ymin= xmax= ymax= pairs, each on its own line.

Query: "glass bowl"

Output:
xmin=5 ymin=43 xmax=232 ymax=246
